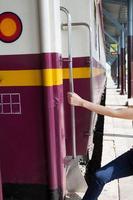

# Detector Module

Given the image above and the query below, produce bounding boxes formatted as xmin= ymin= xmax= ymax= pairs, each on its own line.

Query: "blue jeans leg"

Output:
xmin=82 ymin=149 xmax=133 ymax=200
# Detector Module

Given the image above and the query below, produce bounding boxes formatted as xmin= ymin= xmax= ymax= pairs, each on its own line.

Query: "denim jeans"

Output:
xmin=82 ymin=149 xmax=133 ymax=200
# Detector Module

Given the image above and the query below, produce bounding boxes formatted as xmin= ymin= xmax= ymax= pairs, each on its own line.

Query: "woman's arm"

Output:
xmin=67 ymin=92 xmax=133 ymax=120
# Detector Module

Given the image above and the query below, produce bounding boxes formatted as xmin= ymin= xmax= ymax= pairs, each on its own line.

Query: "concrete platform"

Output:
xmin=65 ymin=74 xmax=133 ymax=200
xmin=99 ymin=74 xmax=133 ymax=200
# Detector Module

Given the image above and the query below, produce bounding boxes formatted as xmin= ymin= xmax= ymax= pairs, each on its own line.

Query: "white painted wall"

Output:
xmin=0 ymin=0 xmax=61 ymax=55
xmin=39 ymin=0 xmax=61 ymax=53
xmin=61 ymin=0 xmax=91 ymax=58
xmin=0 ymin=0 xmax=106 ymax=63
xmin=60 ymin=0 xmax=106 ymax=65
xmin=0 ymin=0 xmax=40 ymax=55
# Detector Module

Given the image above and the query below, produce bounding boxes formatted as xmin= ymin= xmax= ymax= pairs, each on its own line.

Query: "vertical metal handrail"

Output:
xmin=60 ymin=7 xmax=76 ymax=159
xmin=61 ymin=22 xmax=95 ymax=139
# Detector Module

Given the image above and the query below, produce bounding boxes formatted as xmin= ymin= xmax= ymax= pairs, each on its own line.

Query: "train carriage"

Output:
xmin=0 ymin=0 xmax=106 ymax=199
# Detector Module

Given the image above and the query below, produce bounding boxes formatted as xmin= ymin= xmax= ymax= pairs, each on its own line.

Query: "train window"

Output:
xmin=0 ymin=93 xmax=21 ymax=114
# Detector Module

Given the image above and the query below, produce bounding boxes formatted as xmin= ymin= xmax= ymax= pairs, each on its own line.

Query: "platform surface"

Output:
xmin=99 ymin=74 xmax=133 ymax=200
xmin=66 ymin=73 xmax=133 ymax=200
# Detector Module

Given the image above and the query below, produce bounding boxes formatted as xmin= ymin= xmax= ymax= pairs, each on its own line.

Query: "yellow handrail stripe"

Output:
xmin=0 ymin=69 xmax=63 ymax=86
xmin=0 ymin=67 xmax=105 ymax=86
xmin=63 ymin=67 xmax=91 ymax=79
xmin=43 ymin=68 xmax=63 ymax=86
xmin=0 ymin=70 xmax=42 ymax=86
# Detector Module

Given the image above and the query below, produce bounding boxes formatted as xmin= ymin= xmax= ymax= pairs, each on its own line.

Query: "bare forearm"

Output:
xmin=81 ymin=99 xmax=133 ymax=120
xmin=67 ymin=92 xmax=133 ymax=120
xmin=81 ymin=99 xmax=116 ymax=117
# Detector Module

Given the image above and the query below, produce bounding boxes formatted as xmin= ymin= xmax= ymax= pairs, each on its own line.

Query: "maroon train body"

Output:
xmin=0 ymin=0 xmax=106 ymax=199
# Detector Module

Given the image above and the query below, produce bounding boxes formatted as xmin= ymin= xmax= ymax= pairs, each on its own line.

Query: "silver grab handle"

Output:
xmin=60 ymin=7 xmax=76 ymax=159
xmin=62 ymin=22 xmax=94 ymax=136
xmin=62 ymin=22 xmax=92 ymax=77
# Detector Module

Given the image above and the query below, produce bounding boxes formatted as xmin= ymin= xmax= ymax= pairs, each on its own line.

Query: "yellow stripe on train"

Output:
xmin=0 ymin=67 xmax=105 ymax=86
xmin=0 ymin=69 xmax=63 ymax=86
xmin=63 ymin=67 xmax=91 ymax=79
